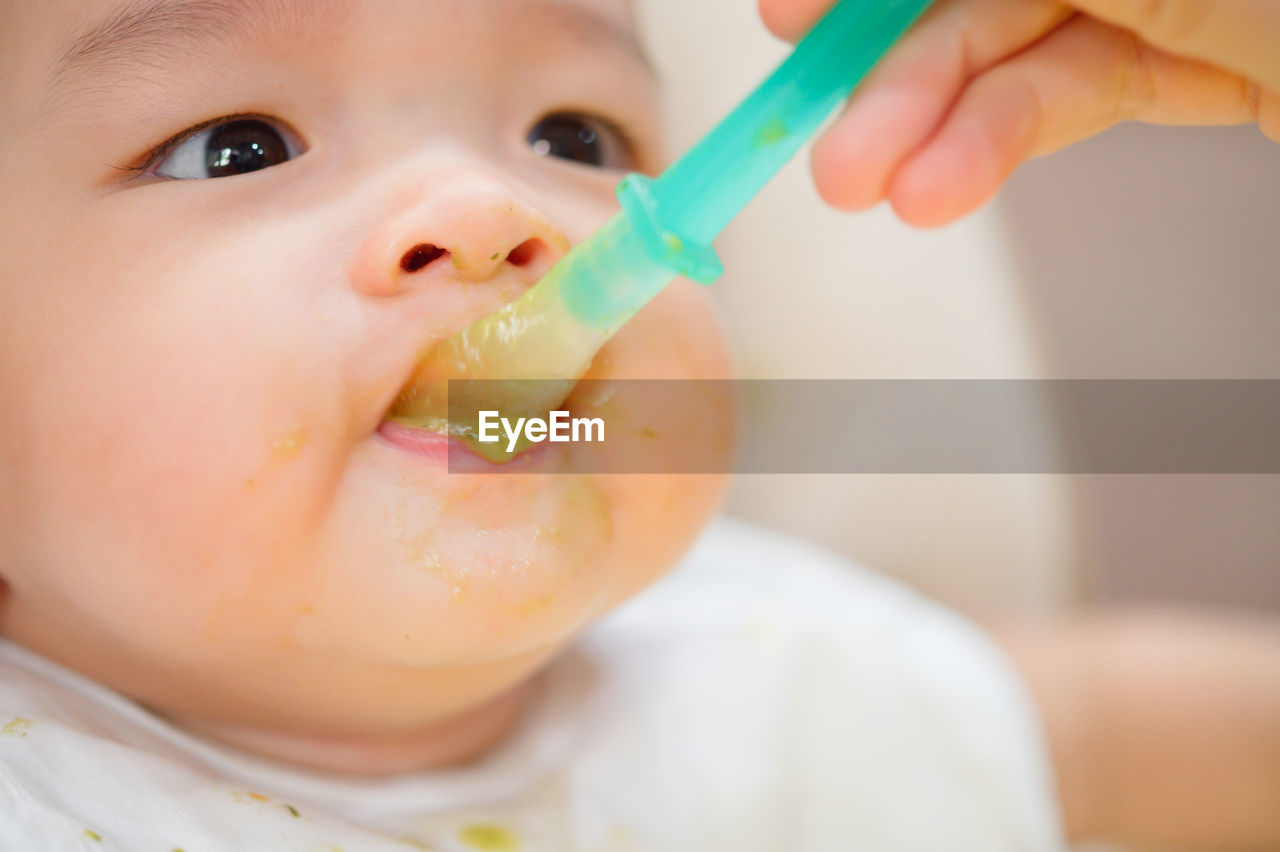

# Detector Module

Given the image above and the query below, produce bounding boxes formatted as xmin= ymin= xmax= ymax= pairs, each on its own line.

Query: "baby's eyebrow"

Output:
xmin=45 ymin=0 xmax=351 ymax=104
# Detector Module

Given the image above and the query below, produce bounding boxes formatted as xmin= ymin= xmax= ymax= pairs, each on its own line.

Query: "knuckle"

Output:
xmin=1115 ymin=29 xmax=1157 ymax=121
xmin=1256 ymin=87 xmax=1280 ymax=143
xmin=1242 ymin=80 xmax=1263 ymax=121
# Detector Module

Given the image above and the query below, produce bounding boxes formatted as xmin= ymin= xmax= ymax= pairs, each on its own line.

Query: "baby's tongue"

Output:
xmin=390 ymin=273 xmax=606 ymax=463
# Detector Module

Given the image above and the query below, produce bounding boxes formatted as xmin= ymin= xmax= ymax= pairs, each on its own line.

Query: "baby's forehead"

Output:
xmin=20 ymin=0 xmax=640 ymax=59
xmin=62 ymin=0 xmax=639 ymax=29
xmin=8 ymin=0 xmax=647 ymax=121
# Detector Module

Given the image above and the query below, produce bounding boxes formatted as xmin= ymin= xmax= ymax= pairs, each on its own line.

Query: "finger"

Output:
xmin=886 ymin=15 xmax=1263 ymax=227
xmin=1065 ymin=0 xmax=1280 ymax=91
xmin=757 ymin=0 xmax=837 ymax=43
xmin=809 ymin=0 xmax=1070 ymax=211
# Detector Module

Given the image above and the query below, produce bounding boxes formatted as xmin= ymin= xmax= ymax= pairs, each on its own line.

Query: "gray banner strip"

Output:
xmin=447 ymin=380 xmax=1280 ymax=473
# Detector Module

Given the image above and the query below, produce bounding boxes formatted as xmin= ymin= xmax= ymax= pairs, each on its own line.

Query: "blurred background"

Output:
xmin=637 ymin=0 xmax=1280 ymax=618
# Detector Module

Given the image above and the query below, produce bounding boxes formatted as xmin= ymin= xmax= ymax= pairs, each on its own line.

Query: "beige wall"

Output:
xmin=637 ymin=0 xmax=1280 ymax=615
xmin=1000 ymin=123 xmax=1280 ymax=612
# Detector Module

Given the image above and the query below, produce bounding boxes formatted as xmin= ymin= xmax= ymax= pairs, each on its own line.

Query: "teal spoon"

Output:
xmin=392 ymin=0 xmax=936 ymax=451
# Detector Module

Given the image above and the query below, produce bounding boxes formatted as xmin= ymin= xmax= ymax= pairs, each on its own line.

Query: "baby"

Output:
xmin=1 ymin=0 xmax=1278 ymax=850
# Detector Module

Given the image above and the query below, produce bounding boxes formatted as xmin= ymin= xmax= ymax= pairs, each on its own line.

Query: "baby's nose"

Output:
xmin=350 ymin=173 xmax=570 ymax=297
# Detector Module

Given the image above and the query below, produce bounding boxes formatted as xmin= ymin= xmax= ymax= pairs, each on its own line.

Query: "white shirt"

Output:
xmin=0 ymin=517 xmax=1064 ymax=851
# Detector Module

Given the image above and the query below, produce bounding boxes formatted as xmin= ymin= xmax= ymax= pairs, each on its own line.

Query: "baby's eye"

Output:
xmin=526 ymin=112 xmax=635 ymax=170
xmin=153 ymin=117 xmax=304 ymax=180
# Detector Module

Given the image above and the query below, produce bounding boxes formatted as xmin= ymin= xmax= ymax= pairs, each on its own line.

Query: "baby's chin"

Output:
xmin=316 ymin=418 xmax=729 ymax=672
xmin=304 ymin=284 xmax=733 ymax=668
xmin=315 ymin=459 xmax=614 ymax=661
xmin=178 ymin=464 xmax=721 ymax=745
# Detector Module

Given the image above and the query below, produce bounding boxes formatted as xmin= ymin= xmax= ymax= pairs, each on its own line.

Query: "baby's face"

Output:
xmin=0 ymin=0 xmax=729 ymax=756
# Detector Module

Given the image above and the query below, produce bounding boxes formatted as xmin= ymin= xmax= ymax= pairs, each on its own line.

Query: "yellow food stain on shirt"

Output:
xmin=2 ymin=717 xmax=32 ymax=736
xmin=271 ymin=427 xmax=308 ymax=460
xmin=83 ymin=829 xmax=102 ymax=842
xmin=247 ymin=792 xmax=269 ymax=802
xmin=458 ymin=823 xmax=519 ymax=851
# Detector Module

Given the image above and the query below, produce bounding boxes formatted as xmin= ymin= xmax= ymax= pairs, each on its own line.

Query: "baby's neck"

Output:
xmin=172 ymin=679 xmax=536 ymax=776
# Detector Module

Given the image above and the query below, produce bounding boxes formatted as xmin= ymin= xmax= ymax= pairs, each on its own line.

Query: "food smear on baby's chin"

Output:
xmin=387 ymin=469 xmax=610 ymax=622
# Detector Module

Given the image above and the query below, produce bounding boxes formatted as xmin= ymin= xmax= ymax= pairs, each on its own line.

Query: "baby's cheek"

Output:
xmin=589 ymin=279 xmax=730 ymax=381
xmin=11 ymin=346 xmax=330 ymax=656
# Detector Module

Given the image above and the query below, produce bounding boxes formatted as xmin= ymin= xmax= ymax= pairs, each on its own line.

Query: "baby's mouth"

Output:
xmin=388 ymin=276 xmax=603 ymax=463
xmin=388 ymin=369 xmax=579 ymax=465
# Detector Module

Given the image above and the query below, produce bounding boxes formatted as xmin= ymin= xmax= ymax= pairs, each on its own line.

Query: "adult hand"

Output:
xmin=759 ymin=0 xmax=1280 ymax=226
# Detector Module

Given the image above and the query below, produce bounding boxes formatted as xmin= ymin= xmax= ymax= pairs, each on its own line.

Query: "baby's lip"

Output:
xmin=377 ymin=419 xmax=559 ymax=471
